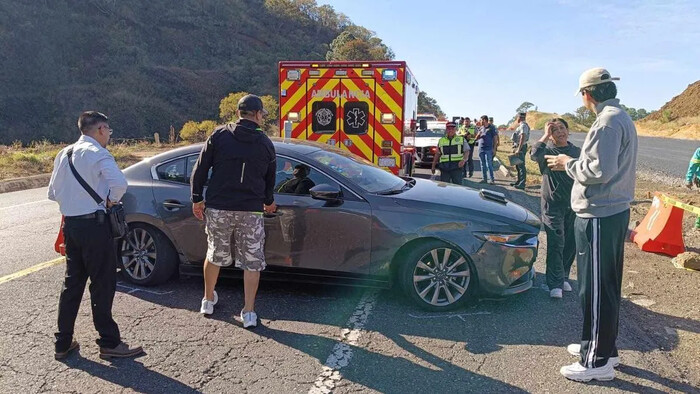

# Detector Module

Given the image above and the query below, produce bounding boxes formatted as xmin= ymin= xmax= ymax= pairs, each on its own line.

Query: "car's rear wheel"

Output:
xmin=399 ymin=240 xmax=474 ymax=311
xmin=119 ymin=223 xmax=177 ymax=286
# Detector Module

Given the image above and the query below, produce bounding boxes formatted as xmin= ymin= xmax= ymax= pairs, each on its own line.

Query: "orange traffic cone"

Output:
xmin=631 ymin=193 xmax=685 ymax=257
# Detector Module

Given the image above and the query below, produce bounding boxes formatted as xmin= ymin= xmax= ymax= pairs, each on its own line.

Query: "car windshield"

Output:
xmin=309 ymin=149 xmax=406 ymax=194
xmin=415 ymin=128 xmax=445 ymax=138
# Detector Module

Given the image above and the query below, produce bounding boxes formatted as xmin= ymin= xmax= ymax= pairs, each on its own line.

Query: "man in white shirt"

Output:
xmin=48 ymin=111 xmax=143 ymax=360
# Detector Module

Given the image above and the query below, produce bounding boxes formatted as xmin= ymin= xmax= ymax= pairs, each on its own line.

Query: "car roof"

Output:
xmin=142 ymin=137 xmax=329 ymax=164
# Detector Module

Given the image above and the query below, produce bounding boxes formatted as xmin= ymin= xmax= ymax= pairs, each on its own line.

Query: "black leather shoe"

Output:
xmin=99 ymin=342 xmax=144 ymax=359
xmin=55 ymin=340 xmax=79 ymax=360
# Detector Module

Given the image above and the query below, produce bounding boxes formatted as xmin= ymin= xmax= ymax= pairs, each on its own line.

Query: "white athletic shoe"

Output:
xmin=199 ymin=291 xmax=218 ymax=315
xmin=241 ymin=310 xmax=258 ymax=328
xmin=563 ymin=281 xmax=573 ymax=292
xmin=560 ymin=361 xmax=615 ymax=382
xmin=567 ymin=344 xmax=620 ymax=367
xmin=488 ymin=179 xmax=495 ymax=184
xmin=550 ymin=288 xmax=563 ymax=298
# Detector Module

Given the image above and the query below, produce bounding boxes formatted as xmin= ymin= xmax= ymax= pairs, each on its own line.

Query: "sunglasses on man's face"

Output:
xmin=99 ymin=125 xmax=113 ymax=135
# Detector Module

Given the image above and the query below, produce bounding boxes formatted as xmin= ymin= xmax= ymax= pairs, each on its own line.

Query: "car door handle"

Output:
xmin=263 ymin=212 xmax=284 ymax=218
xmin=162 ymin=200 xmax=185 ymax=211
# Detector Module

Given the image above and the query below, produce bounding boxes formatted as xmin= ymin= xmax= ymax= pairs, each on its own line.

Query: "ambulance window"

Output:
xmin=343 ymin=102 xmax=369 ymax=135
xmin=312 ymin=101 xmax=337 ymax=134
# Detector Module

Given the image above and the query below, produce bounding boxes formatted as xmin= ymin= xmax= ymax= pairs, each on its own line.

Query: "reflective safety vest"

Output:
xmin=438 ymin=135 xmax=465 ymax=163
xmin=466 ymin=126 xmax=476 ymax=144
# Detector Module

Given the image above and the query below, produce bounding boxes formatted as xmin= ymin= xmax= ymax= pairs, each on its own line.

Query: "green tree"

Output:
xmin=219 ymin=92 xmax=279 ymax=130
xmin=515 ymin=102 xmax=535 ymax=114
xmin=574 ymin=106 xmax=595 ymax=127
xmin=326 ymin=26 xmax=394 ymax=61
xmin=636 ymin=108 xmax=649 ymax=120
xmin=418 ymin=91 xmax=446 ymax=119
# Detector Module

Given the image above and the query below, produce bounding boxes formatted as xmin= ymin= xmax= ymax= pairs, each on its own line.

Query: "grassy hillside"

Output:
xmin=0 ymin=0 xmax=346 ymax=144
xmin=636 ymin=80 xmax=700 ymax=140
xmin=508 ymin=111 xmax=588 ymax=132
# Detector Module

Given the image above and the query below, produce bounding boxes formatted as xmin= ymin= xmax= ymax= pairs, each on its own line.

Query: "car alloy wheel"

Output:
xmin=121 ymin=227 xmax=157 ymax=281
xmin=412 ymin=247 xmax=471 ymax=307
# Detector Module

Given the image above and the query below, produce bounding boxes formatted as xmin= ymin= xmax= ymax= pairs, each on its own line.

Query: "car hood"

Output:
xmin=414 ymin=136 xmax=441 ymax=147
xmin=392 ymin=178 xmax=538 ymax=225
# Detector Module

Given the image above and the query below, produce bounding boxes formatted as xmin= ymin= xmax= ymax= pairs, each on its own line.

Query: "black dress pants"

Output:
xmin=466 ymin=143 xmax=476 ymax=176
xmin=440 ymin=167 xmax=463 ymax=185
xmin=55 ymin=216 xmax=121 ymax=352
xmin=514 ymin=145 xmax=528 ymax=187
xmin=575 ymin=209 xmax=629 ymax=368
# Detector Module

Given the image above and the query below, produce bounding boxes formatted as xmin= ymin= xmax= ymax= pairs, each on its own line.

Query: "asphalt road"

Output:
xmin=1 ymin=185 xmax=697 ymax=393
xmin=502 ymin=130 xmax=698 ymax=178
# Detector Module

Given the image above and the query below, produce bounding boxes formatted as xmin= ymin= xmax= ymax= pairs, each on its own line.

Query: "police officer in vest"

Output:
xmin=431 ymin=121 xmax=470 ymax=185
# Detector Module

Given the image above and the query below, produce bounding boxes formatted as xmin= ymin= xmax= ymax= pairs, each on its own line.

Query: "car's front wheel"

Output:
xmin=399 ymin=240 xmax=475 ymax=311
xmin=119 ymin=223 xmax=177 ymax=286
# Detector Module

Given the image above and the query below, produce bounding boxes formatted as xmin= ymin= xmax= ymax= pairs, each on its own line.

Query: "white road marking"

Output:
xmin=0 ymin=199 xmax=51 ymax=210
xmin=309 ymin=289 xmax=378 ymax=394
xmin=117 ymin=282 xmax=174 ymax=295
xmin=408 ymin=311 xmax=491 ymax=322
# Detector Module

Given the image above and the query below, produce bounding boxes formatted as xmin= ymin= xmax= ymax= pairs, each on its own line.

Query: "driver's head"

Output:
xmin=293 ymin=164 xmax=310 ymax=179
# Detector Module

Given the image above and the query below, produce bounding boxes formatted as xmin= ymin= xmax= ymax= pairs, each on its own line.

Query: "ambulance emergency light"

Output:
xmin=382 ymin=69 xmax=397 ymax=81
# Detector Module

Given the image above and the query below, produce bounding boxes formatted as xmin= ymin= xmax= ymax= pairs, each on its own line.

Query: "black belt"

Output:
xmin=65 ymin=212 xmax=98 ymax=220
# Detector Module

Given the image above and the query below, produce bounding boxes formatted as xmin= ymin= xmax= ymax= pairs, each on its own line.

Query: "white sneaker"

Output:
xmin=199 ymin=291 xmax=218 ymax=315
xmin=488 ymin=179 xmax=495 ymax=184
xmin=560 ymin=361 xmax=615 ymax=382
xmin=567 ymin=344 xmax=620 ymax=367
xmin=241 ymin=310 xmax=258 ymax=328
xmin=550 ymin=288 xmax=563 ymax=298
xmin=563 ymin=281 xmax=573 ymax=292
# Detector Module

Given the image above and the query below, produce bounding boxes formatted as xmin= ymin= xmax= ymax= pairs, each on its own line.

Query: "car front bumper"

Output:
xmin=471 ymin=235 xmax=538 ymax=295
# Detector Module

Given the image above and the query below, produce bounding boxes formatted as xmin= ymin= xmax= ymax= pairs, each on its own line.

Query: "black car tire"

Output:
xmin=118 ymin=223 xmax=177 ymax=286
xmin=399 ymin=240 xmax=475 ymax=311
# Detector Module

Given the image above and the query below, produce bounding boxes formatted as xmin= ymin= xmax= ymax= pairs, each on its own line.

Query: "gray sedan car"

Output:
xmin=118 ymin=138 xmax=540 ymax=311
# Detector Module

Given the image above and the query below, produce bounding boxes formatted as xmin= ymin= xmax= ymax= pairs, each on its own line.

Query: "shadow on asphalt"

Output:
xmin=58 ymin=353 xmax=196 ymax=393
xmin=111 ymin=167 xmax=699 ymax=393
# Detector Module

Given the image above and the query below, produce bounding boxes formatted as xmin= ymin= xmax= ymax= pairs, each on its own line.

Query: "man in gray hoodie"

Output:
xmin=546 ymin=68 xmax=638 ymax=383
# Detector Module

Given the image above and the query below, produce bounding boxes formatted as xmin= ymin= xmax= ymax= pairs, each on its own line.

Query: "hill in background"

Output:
xmin=636 ymin=80 xmax=700 ymax=140
xmin=0 ymin=0 xmax=348 ymax=144
xmin=508 ymin=111 xmax=589 ymax=133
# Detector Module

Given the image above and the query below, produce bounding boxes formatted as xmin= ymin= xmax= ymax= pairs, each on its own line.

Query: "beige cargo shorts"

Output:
xmin=204 ymin=208 xmax=266 ymax=271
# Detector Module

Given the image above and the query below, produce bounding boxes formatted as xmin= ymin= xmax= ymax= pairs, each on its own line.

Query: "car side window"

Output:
xmin=156 ymin=159 xmax=187 ymax=183
xmin=184 ymin=154 xmax=212 ymax=185
xmin=275 ymin=157 xmax=334 ymax=196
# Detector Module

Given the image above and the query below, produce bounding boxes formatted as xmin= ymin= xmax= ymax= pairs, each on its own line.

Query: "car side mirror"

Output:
xmin=310 ymin=183 xmax=342 ymax=202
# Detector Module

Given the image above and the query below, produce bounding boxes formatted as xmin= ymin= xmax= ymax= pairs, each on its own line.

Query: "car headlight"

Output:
xmin=474 ymin=232 xmax=537 ymax=246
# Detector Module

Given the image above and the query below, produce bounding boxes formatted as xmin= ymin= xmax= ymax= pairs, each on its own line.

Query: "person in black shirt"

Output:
xmin=276 ymin=164 xmax=315 ymax=195
xmin=530 ymin=118 xmax=581 ymax=299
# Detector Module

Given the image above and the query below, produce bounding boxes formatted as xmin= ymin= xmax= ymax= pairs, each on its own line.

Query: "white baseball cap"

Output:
xmin=575 ymin=67 xmax=620 ymax=96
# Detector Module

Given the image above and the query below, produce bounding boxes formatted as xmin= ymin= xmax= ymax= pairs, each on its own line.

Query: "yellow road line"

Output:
xmin=0 ymin=257 xmax=65 ymax=285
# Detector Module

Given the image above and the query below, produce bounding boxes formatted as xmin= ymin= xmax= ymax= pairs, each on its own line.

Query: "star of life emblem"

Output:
xmin=346 ymin=108 xmax=366 ymax=129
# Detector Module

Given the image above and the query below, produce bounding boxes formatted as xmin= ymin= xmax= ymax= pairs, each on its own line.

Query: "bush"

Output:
xmin=179 ymin=120 xmax=219 ymax=142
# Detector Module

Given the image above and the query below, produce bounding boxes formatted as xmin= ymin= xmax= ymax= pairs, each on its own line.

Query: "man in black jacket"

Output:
xmin=190 ymin=94 xmax=277 ymax=328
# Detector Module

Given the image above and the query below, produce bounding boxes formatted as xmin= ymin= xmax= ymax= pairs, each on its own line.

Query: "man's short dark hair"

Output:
xmin=78 ymin=111 xmax=108 ymax=133
xmin=480 ymin=115 xmax=488 ymax=121
xmin=584 ymin=82 xmax=617 ymax=103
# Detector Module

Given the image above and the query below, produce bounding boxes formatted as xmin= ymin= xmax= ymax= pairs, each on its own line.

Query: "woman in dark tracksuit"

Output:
xmin=530 ymin=118 xmax=581 ymax=298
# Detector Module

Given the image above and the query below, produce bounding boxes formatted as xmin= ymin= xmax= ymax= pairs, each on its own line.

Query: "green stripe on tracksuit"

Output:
xmin=575 ymin=209 xmax=629 ymax=368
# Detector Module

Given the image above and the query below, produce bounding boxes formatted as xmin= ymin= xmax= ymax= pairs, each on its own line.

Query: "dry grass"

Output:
xmin=635 ymin=116 xmax=700 ymax=140
xmin=0 ymin=141 xmax=176 ymax=181
xmin=495 ymin=145 xmax=543 ymax=186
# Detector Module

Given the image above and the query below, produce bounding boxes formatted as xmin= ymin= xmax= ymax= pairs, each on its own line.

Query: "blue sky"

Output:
xmin=318 ymin=0 xmax=700 ymax=124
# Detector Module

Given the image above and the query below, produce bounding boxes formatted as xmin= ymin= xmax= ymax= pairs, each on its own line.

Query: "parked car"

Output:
xmin=116 ymin=138 xmax=540 ymax=311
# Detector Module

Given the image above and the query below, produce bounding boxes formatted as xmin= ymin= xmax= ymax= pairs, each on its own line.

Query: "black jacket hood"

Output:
xmin=227 ymin=119 xmax=263 ymax=143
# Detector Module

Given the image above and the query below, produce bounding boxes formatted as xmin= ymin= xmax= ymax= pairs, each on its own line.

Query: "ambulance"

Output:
xmin=278 ymin=61 xmax=419 ymax=175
